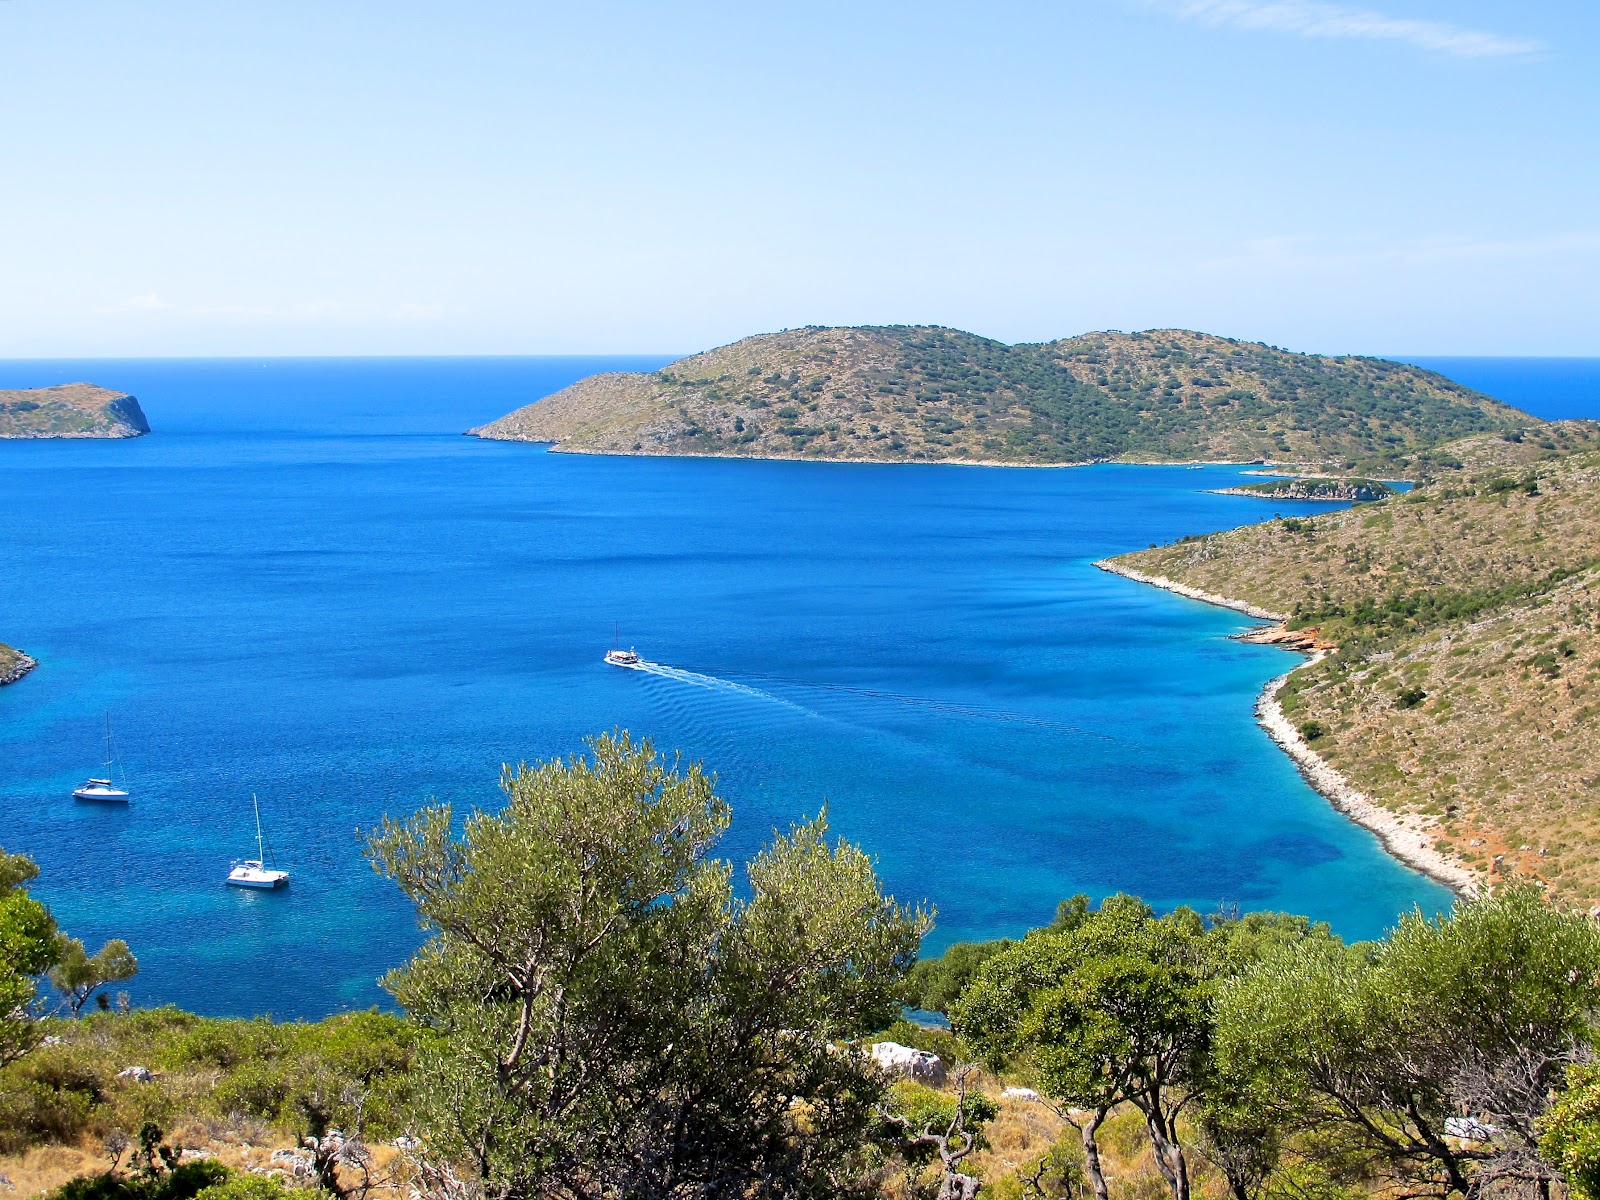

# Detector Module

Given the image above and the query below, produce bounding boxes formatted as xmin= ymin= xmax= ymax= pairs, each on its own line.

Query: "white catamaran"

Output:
xmin=73 ymin=714 xmax=130 ymax=803
xmin=226 ymin=794 xmax=290 ymax=889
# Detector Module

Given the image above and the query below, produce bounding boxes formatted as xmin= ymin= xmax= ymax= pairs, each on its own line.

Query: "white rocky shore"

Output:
xmin=1094 ymin=560 xmax=1287 ymax=621
xmin=1095 ymin=559 xmax=1480 ymax=898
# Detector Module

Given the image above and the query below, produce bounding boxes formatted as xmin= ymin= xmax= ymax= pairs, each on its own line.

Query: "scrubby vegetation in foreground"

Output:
xmin=10 ymin=734 xmax=1600 ymax=1200
xmin=1109 ymin=432 xmax=1600 ymax=903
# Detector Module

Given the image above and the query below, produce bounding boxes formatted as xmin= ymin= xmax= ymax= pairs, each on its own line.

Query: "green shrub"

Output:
xmin=192 ymin=1176 xmax=293 ymax=1200
xmin=0 ymin=1076 xmax=96 ymax=1152
xmin=48 ymin=1161 xmax=230 ymax=1200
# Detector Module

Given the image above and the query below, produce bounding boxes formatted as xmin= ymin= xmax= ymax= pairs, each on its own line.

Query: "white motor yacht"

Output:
xmin=227 ymin=794 xmax=289 ymax=889
xmin=605 ymin=623 xmax=642 ymax=668
xmin=73 ymin=714 xmax=130 ymax=802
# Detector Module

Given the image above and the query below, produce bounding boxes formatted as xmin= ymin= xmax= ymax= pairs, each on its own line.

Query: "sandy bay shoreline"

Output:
xmin=1094 ymin=559 xmax=1479 ymax=898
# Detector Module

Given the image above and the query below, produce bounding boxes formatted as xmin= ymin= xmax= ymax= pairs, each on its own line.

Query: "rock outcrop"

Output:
xmin=0 ymin=383 xmax=150 ymax=439
xmin=0 ymin=643 xmax=37 ymax=686
xmin=868 ymin=1041 xmax=947 ymax=1086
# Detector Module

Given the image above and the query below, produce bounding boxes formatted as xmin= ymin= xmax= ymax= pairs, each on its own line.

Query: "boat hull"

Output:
xmin=225 ymin=876 xmax=286 ymax=889
xmin=73 ymin=788 xmax=129 ymax=802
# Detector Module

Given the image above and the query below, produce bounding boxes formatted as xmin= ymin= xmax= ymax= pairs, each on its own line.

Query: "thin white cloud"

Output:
xmin=1154 ymin=0 xmax=1542 ymax=58
xmin=1202 ymin=231 xmax=1600 ymax=271
xmin=118 ymin=293 xmax=174 ymax=312
xmin=102 ymin=295 xmax=445 ymax=325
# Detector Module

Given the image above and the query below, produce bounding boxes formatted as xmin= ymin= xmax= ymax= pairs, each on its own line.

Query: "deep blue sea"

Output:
xmin=1402 ymin=357 xmax=1600 ymax=421
xmin=2 ymin=355 xmax=1593 ymax=1020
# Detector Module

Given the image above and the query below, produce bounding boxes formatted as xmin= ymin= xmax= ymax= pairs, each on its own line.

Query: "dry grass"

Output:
xmin=0 ymin=1133 xmax=412 ymax=1200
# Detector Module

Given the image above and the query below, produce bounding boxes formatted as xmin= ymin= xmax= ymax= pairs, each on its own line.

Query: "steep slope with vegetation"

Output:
xmin=0 ymin=385 xmax=149 ymax=439
xmin=470 ymin=326 xmax=1526 ymax=469
xmin=1106 ymin=431 xmax=1600 ymax=904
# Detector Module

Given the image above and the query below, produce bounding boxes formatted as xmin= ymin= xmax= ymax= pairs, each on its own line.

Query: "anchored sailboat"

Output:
xmin=73 ymin=714 xmax=130 ymax=802
xmin=226 ymin=794 xmax=289 ymax=889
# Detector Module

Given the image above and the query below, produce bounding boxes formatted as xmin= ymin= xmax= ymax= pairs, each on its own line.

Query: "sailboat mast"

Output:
xmin=253 ymin=794 xmax=266 ymax=864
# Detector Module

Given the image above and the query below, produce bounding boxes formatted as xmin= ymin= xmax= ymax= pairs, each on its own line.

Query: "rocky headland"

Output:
xmin=0 ymin=383 xmax=150 ymax=439
xmin=0 ymin=642 xmax=38 ymax=686
xmin=1212 ymin=477 xmax=1398 ymax=501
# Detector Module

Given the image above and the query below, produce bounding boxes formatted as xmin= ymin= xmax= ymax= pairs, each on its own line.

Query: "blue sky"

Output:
xmin=1 ymin=0 xmax=1594 ymax=356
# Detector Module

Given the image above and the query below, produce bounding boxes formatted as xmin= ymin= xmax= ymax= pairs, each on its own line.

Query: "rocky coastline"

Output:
xmin=1094 ymin=558 xmax=1480 ymax=897
xmin=0 ymin=383 xmax=150 ymax=439
xmin=0 ymin=646 xmax=38 ymax=686
xmin=1093 ymin=559 xmax=1287 ymax=621
xmin=1210 ymin=479 xmax=1396 ymax=502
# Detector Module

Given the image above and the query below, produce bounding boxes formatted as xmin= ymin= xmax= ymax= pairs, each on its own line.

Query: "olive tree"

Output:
xmin=51 ymin=936 xmax=138 ymax=1015
xmin=0 ymin=846 xmax=61 ymax=1064
xmin=953 ymin=895 xmax=1213 ymax=1200
xmin=1540 ymin=1063 xmax=1600 ymax=1200
xmin=1214 ymin=886 xmax=1600 ymax=1200
xmin=367 ymin=732 xmax=930 ymax=1200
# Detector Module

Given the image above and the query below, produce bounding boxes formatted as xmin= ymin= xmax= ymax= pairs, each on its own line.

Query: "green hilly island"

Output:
xmin=470 ymin=325 xmax=1528 ymax=471
xmin=1108 ymin=425 xmax=1600 ymax=907
xmin=0 ymin=384 xmax=150 ymax=439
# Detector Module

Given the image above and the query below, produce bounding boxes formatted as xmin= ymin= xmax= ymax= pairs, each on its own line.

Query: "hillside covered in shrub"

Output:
xmin=1108 ymin=430 xmax=1600 ymax=904
xmin=470 ymin=326 xmax=1527 ymax=471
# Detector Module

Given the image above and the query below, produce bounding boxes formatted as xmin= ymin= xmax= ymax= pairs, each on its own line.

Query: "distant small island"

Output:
xmin=1212 ymin=477 xmax=1399 ymax=501
xmin=0 ymin=383 xmax=150 ymax=439
xmin=469 ymin=325 xmax=1531 ymax=475
xmin=0 ymin=642 xmax=37 ymax=685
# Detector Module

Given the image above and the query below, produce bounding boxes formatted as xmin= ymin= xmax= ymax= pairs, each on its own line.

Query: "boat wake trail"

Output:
xmin=624 ymin=659 xmax=1114 ymax=741
xmin=741 ymin=674 xmax=1117 ymax=741
xmin=628 ymin=661 xmax=816 ymax=716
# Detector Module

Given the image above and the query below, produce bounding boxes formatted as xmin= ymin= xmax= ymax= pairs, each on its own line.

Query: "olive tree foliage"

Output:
xmin=366 ymin=732 xmax=931 ymax=1200
xmin=1213 ymin=886 xmax=1600 ymax=1200
xmin=0 ymin=846 xmax=62 ymax=1065
xmin=953 ymin=895 xmax=1213 ymax=1200
xmin=1539 ymin=1063 xmax=1600 ymax=1200
xmin=51 ymin=937 xmax=139 ymax=1015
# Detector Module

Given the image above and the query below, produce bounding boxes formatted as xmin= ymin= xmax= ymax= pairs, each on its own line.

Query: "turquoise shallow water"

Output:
xmin=0 ymin=356 xmax=1487 ymax=1018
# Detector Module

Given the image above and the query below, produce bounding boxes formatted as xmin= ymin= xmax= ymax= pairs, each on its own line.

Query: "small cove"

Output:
xmin=0 ymin=356 xmax=1504 ymax=1018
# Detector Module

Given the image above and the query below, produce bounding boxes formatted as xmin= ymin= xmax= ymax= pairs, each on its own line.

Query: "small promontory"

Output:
xmin=0 ymin=642 xmax=37 ymax=685
xmin=469 ymin=326 xmax=1529 ymax=473
xmin=0 ymin=383 xmax=150 ymax=439
xmin=1214 ymin=477 xmax=1399 ymax=501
